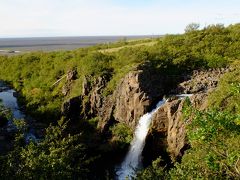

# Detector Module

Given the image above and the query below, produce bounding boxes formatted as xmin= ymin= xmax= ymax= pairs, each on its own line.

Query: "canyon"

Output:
xmin=61 ymin=63 xmax=230 ymax=170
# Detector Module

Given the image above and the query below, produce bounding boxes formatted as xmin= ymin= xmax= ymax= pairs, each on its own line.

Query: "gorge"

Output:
xmin=61 ymin=62 xmax=231 ymax=177
xmin=0 ymin=24 xmax=239 ymax=179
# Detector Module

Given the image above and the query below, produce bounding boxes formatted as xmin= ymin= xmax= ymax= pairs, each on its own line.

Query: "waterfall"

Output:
xmin=116 ymin=99 xmax=166 ymax=180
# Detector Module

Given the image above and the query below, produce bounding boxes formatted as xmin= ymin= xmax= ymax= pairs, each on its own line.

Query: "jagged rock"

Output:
xmin=98 ymin=96 xmax=116 ymax=132
xmin=62 ymin=75 xmax=109 ymax=121
xmin=145 ymin=93 xmax=208 ymax=162
xmin=79 ymin=75 xmax=109 ymax=119
xmin=166 ymin=99 xmax=187 ymax=160
xmin=66 ymin=69 xmax=77 ymax=81
xmin=144 ymin=69 xmax=226 ymax=162
xmin=62 ymin=83 xmax=71 ymax=96
xmin=62 ymin=63 xmax=186 ymax=131
xmin=60 ymin=64 xmax=230 ymax=165
xmin=61 ymin=69 xmax=78 ymax=96
xmin=175 ymin=68 xmax=229 ymax=94
xmin=113 ymin=71 xmax=150 ymax=128
xmin=82 ymin=76 xmax=91 ymax=95
xmin=89 ymin=76 xmax=108 ymax=116
xmin=100 ymin=66 xmax=185 ymax=130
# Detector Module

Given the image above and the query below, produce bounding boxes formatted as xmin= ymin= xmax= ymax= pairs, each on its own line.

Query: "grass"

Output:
xmin=98 ymin=41 xmax=158 ymax=53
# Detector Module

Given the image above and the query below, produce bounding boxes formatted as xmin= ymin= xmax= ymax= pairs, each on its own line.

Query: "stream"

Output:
xmin=0 ymin=81 xmax=37 ymax=145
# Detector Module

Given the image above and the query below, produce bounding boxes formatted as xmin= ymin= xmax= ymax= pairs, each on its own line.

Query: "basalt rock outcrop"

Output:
xmin=144 ymin=93 xmax=208 ymax=164
xmin=144 ymin=68 xmax=230 ymax=163
xmin=62 ymin=63 xmax=185 ymax=131
xmin=99 ymin=65 xmax=186 ymax=131
xmin=97 ymin=69 xmax=163 ymax=131
xmin=62 ymin=69 xmax=78 ymax=96
xmin=61 ymin=64 xmax=230 ymax=163
xmin=62 ymin=75 xmax=109 ymax=121
xmin=172 ymin=68 xmax=230 ymax=94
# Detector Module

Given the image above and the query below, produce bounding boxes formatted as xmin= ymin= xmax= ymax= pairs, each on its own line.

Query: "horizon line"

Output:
xmin=0 ymin=34 xmax=165 ymax=39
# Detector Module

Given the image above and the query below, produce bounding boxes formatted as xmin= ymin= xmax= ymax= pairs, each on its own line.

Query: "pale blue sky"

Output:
xmin=0 ymin=0 xmax=239 ymax=37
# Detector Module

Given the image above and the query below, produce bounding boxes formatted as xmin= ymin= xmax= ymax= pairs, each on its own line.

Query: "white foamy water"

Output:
xmin=176 ymin=94 xmax=193 ymax=99
xmin=116 ymin=99 xmax=166 ymax=180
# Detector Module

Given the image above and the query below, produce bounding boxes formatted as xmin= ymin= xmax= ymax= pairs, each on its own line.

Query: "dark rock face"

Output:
xmin=61 ymin=65 xmax=229 ymax=164
xmin=79 ymin=75 xmax=109 ymax=119
xmin=144 ymin=68 xmax=229 ymax=162
xmin=99 ymin=66 xmax=186 ymax=131
xmin=144 ymin=93 xmax=208 ymax=163
xmin=89 ymin=76 xmax=108 ymax=116
xmin=113 ymin=71 xmax=150 ymax=128
xmin=66 ymin=69 xmax=77 ymax=81
xmin=0 ymin=115 xmax=8 ymax=127
xmin=62 ymin=75 xmax=110 ymax=121
xmin=173 ymin=68 xmax=229 ymax=94
xmin=62 ymin=69 xmax=78 ymax=96
xmin=62 ymin=64 xmax=184 ymax=131
xmin=61 ymin=96 xmax=82 ymax=121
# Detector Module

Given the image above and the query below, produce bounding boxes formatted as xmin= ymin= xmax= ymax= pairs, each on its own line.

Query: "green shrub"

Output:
xmin=136 ymin=157 xmax=167 ymax=180
xmin=110 ymin=123 xmax=133 ymax=147
xmin=170 ymin=108 xmax=240 ymax=179
xmin=0 ymin=119 xmax=93 ymax=179
xmin=208 ymin=62 xmax=240 ymax=114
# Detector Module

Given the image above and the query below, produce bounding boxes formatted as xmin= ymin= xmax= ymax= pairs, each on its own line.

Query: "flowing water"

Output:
xmin=0 ymin=89 xmax=25 ymax=120
xmin=176 ymin=94 xmax=193 ymax=99
xmin=116 ymin=94 xmax=193 ymax=179
xmin=116 ymin=99 xmax=166 ymax=180
xmin=0 ymin=82 xmax=36 ymax=143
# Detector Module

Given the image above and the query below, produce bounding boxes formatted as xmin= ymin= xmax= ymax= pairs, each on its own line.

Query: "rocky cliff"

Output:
xmin=144 ymin=68 xmax=230 ymax=163
xmin=61 ymin=64 xmax=230 ymax=163
xmin=62 ymin=63 xmax=185 ymax=131
xmin=99 ymin=64 xmax=195 ymax=132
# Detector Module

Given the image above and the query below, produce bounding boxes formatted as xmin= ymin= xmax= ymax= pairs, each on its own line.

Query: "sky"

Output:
xmin=0 ymin=0 xmax=240 ymax=37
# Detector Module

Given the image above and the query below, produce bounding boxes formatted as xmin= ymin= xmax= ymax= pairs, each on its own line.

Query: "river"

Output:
xmin=0 ymin=81 xmax=36 ymax=146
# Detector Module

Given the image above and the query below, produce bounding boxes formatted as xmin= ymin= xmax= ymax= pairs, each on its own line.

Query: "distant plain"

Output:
xmin=0 ymin=36 xmax=159 ymax=55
